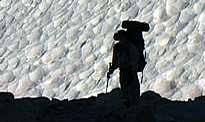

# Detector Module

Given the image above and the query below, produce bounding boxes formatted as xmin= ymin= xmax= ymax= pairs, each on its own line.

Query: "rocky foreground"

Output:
xmin=0 ymin=88 xmax=205 ymax=122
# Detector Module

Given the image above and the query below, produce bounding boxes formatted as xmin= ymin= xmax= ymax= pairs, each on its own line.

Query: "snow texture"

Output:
xmin=0 ymin=0 xmax=205 ymax=100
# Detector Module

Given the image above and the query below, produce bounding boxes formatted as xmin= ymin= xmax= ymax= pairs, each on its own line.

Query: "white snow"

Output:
xmin=0 ymin=0 xmax=204 ymax=100
xmin=29 ymin=67 xmax=45 ymax=82
xmin=0 ymin=0 xmax=11 ymax=7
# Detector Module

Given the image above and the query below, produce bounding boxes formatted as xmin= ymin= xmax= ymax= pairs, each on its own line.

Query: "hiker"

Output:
xmin=107 ymin=30 xmax=140 ymax=107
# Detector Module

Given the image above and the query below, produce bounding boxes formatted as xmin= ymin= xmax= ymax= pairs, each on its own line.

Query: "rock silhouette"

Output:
xmin=0 ymin=89 xmax=205 ymax=122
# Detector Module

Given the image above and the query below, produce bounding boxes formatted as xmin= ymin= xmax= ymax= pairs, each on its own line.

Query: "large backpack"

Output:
xmin=117 ymin=41 xmax=140 ymax=70
xmin=123 ymin=21 xmax=149 ymax=73
xmin=116 ymin=41 xmax=146 ymax=83
xmin=124 ymin=31 xmax=147 ymax=83
xmin=126 ymin=30 xmax=147 ymax=72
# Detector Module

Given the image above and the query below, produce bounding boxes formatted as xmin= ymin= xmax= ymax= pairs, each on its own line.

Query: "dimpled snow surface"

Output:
xmin=0 ymin=0 xmax=205 ymax=101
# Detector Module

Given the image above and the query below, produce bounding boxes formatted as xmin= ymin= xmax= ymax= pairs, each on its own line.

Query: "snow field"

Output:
xmin=0 ymin=0 xmax=204 ymax=100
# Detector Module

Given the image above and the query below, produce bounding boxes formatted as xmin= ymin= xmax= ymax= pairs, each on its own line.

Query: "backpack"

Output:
xmin=116 ymin=41 xmax=146 ymax=84
xmin=117 ymin=41 xmax=140 ymax=70
xmin=122 ymin=20 xmax=149 ymax=73
xmin=125 ymin=30 xmax=147 ymax=71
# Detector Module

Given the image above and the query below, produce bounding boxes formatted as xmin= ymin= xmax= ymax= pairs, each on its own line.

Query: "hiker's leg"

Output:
xmin=119 ymin=70 xmax=129 ymax=105
xmin=127 ymin=70 xmax=140 ymax=106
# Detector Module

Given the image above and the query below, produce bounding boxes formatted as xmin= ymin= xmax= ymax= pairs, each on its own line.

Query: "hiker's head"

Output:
xmin=113 ymin=30 xmax=128 ymax=42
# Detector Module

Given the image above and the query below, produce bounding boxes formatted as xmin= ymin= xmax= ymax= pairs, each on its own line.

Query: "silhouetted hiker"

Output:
xmin=107 ymin=30 xmax=140 ymax=108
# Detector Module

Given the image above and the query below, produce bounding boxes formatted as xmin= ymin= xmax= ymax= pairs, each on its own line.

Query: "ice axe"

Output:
xmin=106 ymin=62 xmax=112 ymax=93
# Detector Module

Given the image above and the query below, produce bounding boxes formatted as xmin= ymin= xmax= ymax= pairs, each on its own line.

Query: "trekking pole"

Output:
xmin=106 ymin=77 xmax=109 ymax=93
xmin=106 ymin=63 xmax=112 ymax=93
xmin=141 ymin=51 xmax=146 ymax=84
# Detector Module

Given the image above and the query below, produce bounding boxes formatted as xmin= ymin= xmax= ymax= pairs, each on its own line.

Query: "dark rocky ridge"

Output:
xmin=0 ymin=89 xmax=205 ymax=122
